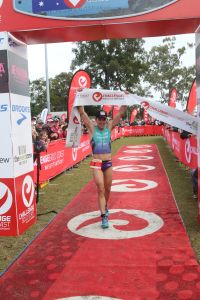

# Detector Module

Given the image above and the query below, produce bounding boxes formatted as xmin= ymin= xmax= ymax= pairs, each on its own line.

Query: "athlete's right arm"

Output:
xmin=77 ymin=106 xmax=94 ymax=135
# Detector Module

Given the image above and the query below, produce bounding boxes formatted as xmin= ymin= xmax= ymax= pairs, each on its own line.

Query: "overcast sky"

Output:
xmin=27 ymin=33 xmax=195 ymax=81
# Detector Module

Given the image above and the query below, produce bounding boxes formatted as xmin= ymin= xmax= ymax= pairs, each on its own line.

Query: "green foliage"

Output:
xmin=30 ymin=72 xmax=73 ymax=116
xmin=71 ymin=39 xmax=148 ymax=94
xmin=145 ymin=36 xmax=195 ymax=104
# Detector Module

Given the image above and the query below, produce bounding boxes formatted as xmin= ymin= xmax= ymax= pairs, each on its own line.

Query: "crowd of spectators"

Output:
xmin=32 ymin=115 xmax=68 ymax=159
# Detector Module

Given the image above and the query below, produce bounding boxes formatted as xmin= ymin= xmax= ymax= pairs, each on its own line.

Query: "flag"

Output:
xmin=67 ymin=70 xmax=91 ymax=122
xmin=32 ymin=0 xmax=69 ymax=13
xmin=168 ymin=88 xmax=177 ymax=108
xmin=186 ymin=79 xmax=197 ymax=114
xmin=130 ymin=108 xmax=138 ymax=123
xmin=112 ymin=105 xmax=120 ymax=118
xmin=102 ymin=105 xmax=112 ymax=115
xmin=143 ymin=108 xmax=148 ymax=123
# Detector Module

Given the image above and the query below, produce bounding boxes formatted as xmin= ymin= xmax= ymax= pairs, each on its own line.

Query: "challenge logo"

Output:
xmin=64 ymin=0 xmax=87 ymax=8
xmin=78 ymin=75 xmax=88 ymax=87
xmin=0 ymin=182 xmax=12 ymax=215
xmin=73 ymin=116 xmax=80 ymax=124
xmin=185 ymin=139 xmax=191 ymax=163
xmin=22 ymin=175 xmax=34 ymax=208
xmin=72 ymin=147 xmax=78 ymax=161
xmin=92 ymin=92 xmax=103 ymax=102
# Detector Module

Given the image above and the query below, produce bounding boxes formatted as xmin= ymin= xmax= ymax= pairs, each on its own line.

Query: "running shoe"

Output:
xmin=105 ymin=207 xmax=109 ymax=217
xmin=101 ymin=214 xmax=109 ymax=229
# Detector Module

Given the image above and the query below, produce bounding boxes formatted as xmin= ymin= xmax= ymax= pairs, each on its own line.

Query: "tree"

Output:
xmin=30 ymin=72 xmax=73 ymax=116
xmin=50 ymin=72 xmax=73 ymax=112
xmin=146 ymin=36 xmax=195 ymax=105
xmin=30 ymin=78 xmax=47 ymax=116
xmin=71 ymin=39 xmax=148 ymax=93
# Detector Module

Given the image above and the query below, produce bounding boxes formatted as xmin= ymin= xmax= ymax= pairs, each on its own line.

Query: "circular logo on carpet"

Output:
xmin=67 ymin=209 xmax=164 ymax=240
xmin=113 ymin=165 xmax=155 ymax=172
xmin=126 ymin=145 xmax=152 ymax=148
xmin=123 ymin=149 xmax=152 ymax=153
xmin=111 ymin=179 xmax=157 ymax=192
xmin=118 ymin=156 xmax=153 ymax=161
xmin=57 ymin=297 xmax=120 ymax=299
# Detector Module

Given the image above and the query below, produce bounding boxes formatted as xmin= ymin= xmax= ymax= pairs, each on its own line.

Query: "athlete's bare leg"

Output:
xmin=103 ymin=167 xmax=112 ymax=208
xmin=92 ymin=169 xmax=106 ymax=214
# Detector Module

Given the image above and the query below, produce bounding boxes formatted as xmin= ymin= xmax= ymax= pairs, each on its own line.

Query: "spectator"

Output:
xmin=191 ymin=168 xmax=198 ymax=199
xmin=35 ymin=118 xmax=44 ymax=134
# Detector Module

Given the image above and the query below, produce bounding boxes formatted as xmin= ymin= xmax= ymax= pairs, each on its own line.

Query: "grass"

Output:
xmin=0 ymin=136 xmax=200 ymax=274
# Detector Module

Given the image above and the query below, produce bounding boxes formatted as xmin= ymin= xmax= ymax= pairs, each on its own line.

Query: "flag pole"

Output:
xmin=44 ymin=44 xmax=51 ymax=113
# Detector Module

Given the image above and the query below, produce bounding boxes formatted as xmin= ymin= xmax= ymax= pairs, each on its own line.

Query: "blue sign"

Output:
xmin=13 ymin=0 xmax=178 ymax=20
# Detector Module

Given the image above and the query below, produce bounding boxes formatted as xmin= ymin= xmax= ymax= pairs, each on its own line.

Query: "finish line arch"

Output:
xmin=0 ymin=0 xmax=200 ymax=236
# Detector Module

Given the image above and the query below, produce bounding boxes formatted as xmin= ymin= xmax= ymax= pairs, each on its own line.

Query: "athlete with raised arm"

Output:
xmin=78 ymin=105 xmax=127 ymax=228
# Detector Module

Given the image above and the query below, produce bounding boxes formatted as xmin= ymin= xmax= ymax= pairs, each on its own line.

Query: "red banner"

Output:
xmin=186 ymin=79 xmax=197 ymax=114
xmin=168 ymin=88 xmax=177 ymax=108
xmin=68 ymin=70 xmax=91 ymax=119
xmin=34 ymin=135 xmax=91 ymax=184
xmin=162 ymin=127 xmax=197 ymax=169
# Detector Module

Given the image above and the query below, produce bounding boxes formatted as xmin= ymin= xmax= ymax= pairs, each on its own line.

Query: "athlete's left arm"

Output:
xmin=109 ymin=105 xmax=127 ymax=131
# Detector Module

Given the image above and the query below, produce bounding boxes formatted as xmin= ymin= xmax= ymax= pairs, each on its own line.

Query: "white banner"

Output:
xmin=66 ymin=88 xmax=197 ymax=147
xmin=40 ymin=108 xmax=48 ymax=123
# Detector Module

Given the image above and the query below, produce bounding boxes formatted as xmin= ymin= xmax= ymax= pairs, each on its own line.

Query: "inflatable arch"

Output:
xmin=0 ymin=0 xmax=200 ymax=235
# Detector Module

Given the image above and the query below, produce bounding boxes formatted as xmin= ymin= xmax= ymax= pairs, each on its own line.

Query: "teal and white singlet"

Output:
xmin=91 ymin=126 xmax=111 ymax=154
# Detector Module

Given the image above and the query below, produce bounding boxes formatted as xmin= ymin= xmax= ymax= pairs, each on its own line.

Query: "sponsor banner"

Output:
xmin=0 ymin=93 xmax=13 ymax=178
xmin=10 ymin=93 xmax=33 ymax=177
xmin=67 ymin=88 xmax=197 ymax=147
xmin=35 ymin=135 xmax=91 ymax=183
xmin=168 ymin=87 xmax=177 ymax=108
xmin=40 ymin=108 xmax=48 ymax=123
xmin=186 ymin=79 xmax=197 ymax=114
xmin=0 ymin=50 xmax=9 ymax=93
xmin=196 ymin=26 xmax=200 ymax=220
xmin=15 ymin=172 xmax=37 ymax=235
xmin=163 ymin=129 xmax=197 ymax=169
xmin=68 ymin=70 xmax=91 ymax=119
xmin=8 ymin=50 xmax=29 ymax=97
xmin=0 ymin=178 xmax=18 ymax=236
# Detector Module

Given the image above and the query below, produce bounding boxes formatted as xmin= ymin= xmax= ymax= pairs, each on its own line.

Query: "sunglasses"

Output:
xmin=97 ymin=117 xmax=106 ymax=121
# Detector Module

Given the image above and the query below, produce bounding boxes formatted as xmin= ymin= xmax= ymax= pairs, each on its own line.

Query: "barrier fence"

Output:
xmin=34 ymin=125 xmax=197 ymax=184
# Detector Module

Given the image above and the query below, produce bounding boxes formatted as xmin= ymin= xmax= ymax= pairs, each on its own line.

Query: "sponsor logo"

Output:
xmin=78 ymin=75 xmax=88 ymax=87
xmin=12 ymin=105 xmax=30 ymax=125
xmin=0 ymin=104 xmax=8 ymax=112
xmin=10 ymin=64 xmax=28 ymax=84
xmin=73 ymin=116 xmax=80 ymax=124
xmin=92 ymin=92 xmax=103 ymax=102
xmin=64 ymin=0 xmax=86 ymax=8
xmin=0 ymin=63 xmax=5 ymax=75
xmin=17 ymin=113 xmax=27 ymax=125
xmin=185 ymin=139 xmax=191 ymax=163
xmin=72 ymin=147 xmax=78 ymax=161
xmin=8 ymin=37 xmax=19 ymax=48
xmin=0 ymin=182 xmax=12 ymax=215
xmin=0 ymin=157 xmax=10 ymax=164
xmin=14 ymin=145 xmax=32 ymax=166
xmin=22 ymin=175 xmax=34 ymax=208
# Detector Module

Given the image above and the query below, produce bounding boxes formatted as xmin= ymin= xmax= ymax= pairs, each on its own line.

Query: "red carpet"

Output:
xmin=1 ymin=144 xmax=200 ymax=300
